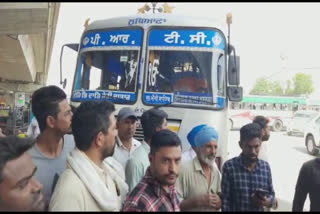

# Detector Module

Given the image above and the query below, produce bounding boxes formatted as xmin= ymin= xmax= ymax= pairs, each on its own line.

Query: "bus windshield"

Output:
xmin=143 ymin=28 xmax=226 ymax=109
xmin=72 ymin=28 xmax=142 ymax=104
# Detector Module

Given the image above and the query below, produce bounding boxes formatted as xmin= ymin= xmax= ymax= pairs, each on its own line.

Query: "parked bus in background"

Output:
xmin=229 ymin=95 xmax=307 ymax=132
xmin=59 ymin=12 xmax=242 ymax=169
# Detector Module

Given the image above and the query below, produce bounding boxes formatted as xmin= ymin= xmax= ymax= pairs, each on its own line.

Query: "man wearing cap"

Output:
xmin=112 ymin=107 xmax=141 ymax=170
xmin=176 ymin=124 xmax=222 ymax=211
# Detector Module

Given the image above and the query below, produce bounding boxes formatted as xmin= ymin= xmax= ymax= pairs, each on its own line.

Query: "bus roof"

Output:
xmin=87 ymin=13 xmax=227 ymax=33
xmin=242 ymin=95 xmax=307 ymax=104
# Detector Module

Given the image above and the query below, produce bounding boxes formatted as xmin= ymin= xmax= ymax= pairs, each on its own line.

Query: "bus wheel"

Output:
xmin=306 ymin=135 xmax=319 ymax=156
xmin=272 ymin=119 xmax=283 ymax=132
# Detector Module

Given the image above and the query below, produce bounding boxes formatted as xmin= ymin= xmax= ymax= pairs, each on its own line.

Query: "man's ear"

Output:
xmin=95 ymin=131 xmax=105 ymax=148
xmin=148 ymin=153 xmax=153 ymax=164
xmin=46 ymin=115 xmax=56 ymax=129
xmin=192 ymin=146 xmax=198 ymax=154
xmin=238 ymin=141 xmax=243 ymax=149
xmin=155 ymin=127 xmax=161 ymax=132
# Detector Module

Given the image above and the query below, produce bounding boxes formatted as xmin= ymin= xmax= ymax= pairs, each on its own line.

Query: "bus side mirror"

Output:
xmin=228 ymin=55 xmax=240 ymax=85
xmin=227 ymin=86 xmax=243 ymax=102
xmin=60 ymin=43 xmax=79 ymax=89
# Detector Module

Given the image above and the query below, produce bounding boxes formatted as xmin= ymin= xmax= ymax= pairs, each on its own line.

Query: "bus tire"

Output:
xmin=272 ymin=119 xmax=283 ymax=132
xmin=306 ymin=135 xmax=319 ymax=156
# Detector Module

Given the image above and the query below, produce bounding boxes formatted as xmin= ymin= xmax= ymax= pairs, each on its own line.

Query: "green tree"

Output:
xmin=271 ymin=80 xmax=284 ymax=96
xmin=250 ymin=78 xmax=272 ymax=95
xmin=250 ymin=78 xmax=284 ymax=96
xmin=292 ymin=73 xmax=314 ymax=96
xmin=285 ymin=80 xmax=294 ymax=96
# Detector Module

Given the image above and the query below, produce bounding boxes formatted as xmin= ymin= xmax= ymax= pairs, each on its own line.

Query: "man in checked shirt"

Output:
xmin=122 ymin=129 xmax=181 ymax=212
xmin=221 ymin=123 xmax=277 ymax=211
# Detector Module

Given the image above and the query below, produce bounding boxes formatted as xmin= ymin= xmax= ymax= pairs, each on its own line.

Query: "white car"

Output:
xmin=287 ymin=110 xmax=319 ymax=136
xmin=304 ymin=113 xmax=320 ymax=155
xmin=228 ymin=111 xmax=253 ymax=130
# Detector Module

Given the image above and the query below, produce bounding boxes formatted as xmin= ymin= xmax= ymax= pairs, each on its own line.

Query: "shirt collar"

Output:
xmin=143 ymin=167 xmax=176 ymax=198
xmin=193 ymin=156 xmax=204 ymax=173
xmin=116 ymin=136 xmax=139 ymax=151
xmin=78 ymin=149 xmax=105 ymax=177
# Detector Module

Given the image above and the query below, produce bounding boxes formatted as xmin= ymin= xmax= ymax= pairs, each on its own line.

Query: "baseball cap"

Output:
xmin=117 ymin=107 xmax=138 ymax=121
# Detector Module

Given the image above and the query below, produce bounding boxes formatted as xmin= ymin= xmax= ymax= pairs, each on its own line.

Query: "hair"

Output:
xmin=0 ymin=136 xmax=35 ymax=183
xmin=150 ymin=129 xmax=182 ymax=154
xmin=70 ymin=104 xmax=77 ymax=114
xmin=31 ymin=85 xmax=67 ymax=132
xmin=141 ymin=108 xmax=168 ymax=141
xmin=253 ymin=115 xmax=269 ymax=129
xmin=72 ymin=101 xmax=115 ymax=151
xmin=240 ymin=123 xmax=262 ymax=144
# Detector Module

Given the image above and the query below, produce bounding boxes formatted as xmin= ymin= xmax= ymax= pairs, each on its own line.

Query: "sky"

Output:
xmin=47 ymin=2 xmax=320 ymax=98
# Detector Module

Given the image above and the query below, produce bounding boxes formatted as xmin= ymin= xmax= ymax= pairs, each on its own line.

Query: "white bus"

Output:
xmin=60 ymin=13 xmax=242 ymax=169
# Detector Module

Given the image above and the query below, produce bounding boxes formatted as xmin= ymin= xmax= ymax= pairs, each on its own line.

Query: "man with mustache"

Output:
xmin=122 ymin=129 xmax=181 ymax=211
xmin=176 ymin=124 xmax=222 ymax=211
xmin=125 ymin=108 xmax=168 ymax=192
xmin=49 ymin=101 xmax=128 ymax=211
xmin=112 ymin=107 xmax=140 ymax=170
xmin=0 ymin=136 xmax=45 ymax=211
xmin=221 ymin=123 xmax=276 ymax=211
xmin=253 ymin=115 xmax=271 ymax=162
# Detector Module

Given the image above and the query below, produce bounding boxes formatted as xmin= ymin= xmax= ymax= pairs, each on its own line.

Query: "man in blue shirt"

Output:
xmin=221 ymin=123 xmax=276 ymax=211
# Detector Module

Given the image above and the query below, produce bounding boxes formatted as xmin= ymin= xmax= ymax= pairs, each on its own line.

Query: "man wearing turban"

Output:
xmin=176 ymin=124 xmax=222 ymax=211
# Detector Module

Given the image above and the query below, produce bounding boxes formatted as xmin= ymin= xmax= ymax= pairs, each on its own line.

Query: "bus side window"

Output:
xmin=81 ymin=54 xmax=92 ymax=89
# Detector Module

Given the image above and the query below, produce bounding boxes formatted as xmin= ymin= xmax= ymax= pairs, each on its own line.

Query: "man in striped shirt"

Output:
xmin=221 ymin=123 xmax=276 ymax=211
xmin=122 ymin=129 xmax=181 ymax=212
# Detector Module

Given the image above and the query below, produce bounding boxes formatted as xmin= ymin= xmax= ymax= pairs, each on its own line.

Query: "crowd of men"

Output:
xmin=0 ymin=85 xmax=318 ymax=211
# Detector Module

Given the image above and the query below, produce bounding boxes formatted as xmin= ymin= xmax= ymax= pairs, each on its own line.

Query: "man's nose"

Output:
xmin=169 ymin=162 xmax=178 ymax=174
xmin=31 ymin=177 xmax=43 ymax=193
xmin=250 ymin=147 xmax=257 ymax=154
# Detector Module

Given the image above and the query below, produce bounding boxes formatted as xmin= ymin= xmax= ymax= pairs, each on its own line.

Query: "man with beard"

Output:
xmin=112 ymin=107 xmax=140 ymax=169
xmin=253 ymin=115 xmax=271 ymax=162
xmin=221 ymin=123 xmax=276 ymax=211
xmin=28 ymin=85 xmax=75 ymax=209
xmin=176 ymin=124 xmax=222 ymax=211
xmin=0 ymin=136 xmax=45 ymax=211
xmin=49 ymin=101 xmax=128 ymax=211
xmin=125 ymin=108 xmax=168 ymax=192
xmin=122 ymin=129 xmax=181 ymax=211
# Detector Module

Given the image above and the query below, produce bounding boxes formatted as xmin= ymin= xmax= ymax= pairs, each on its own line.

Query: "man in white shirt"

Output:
xmin=112 ymin=107 xmax=141 ymax=169
xmin=49 ymin=101 xmax=128 ymax=211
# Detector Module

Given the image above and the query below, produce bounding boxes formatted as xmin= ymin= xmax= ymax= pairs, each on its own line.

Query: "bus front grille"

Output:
xmin=133 ymin=124 xmax=144 ymax=142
